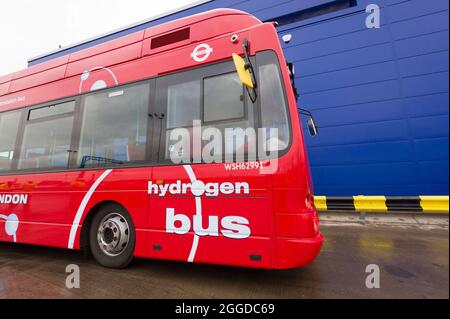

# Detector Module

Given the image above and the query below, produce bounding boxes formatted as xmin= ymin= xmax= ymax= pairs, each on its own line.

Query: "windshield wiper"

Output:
xmin=242 ymin=39 xmax=258 ymax=103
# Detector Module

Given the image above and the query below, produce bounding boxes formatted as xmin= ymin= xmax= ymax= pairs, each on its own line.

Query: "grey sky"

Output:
xmin=0 ymin=0 xmax=199 ymax=76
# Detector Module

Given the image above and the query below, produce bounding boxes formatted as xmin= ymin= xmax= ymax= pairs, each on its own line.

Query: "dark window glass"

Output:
xmin=204 ymin=72 xmax=245 ymax=123
xmin=0 ymin=111 xmax=21 ymax=172
xmin=151 ymin=28 xmax=190 ymax=49
xmin=18 ymin=116 xmax=73 ymax=170
xmin=77 ymin=83 xmax=150 ymax=168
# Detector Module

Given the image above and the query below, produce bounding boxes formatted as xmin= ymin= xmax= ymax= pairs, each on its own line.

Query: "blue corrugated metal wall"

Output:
xmin=30 ymin=0 xmax=449 ymax=196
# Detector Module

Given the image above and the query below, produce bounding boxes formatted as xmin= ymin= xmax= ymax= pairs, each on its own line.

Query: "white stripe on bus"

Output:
xmin=67 ymin=169 xmax=113 ymax=249
xmin=183 ymin=165 xmax=202 ymax=263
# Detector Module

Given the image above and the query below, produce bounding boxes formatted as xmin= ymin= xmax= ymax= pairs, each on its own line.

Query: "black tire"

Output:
xmin=89 ymin=203 xmax=136 ymax=268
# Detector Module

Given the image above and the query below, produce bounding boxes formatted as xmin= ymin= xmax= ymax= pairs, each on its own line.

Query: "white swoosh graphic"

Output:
xmin=79 ymin=66 xmax=119 ymax=93
xmin=0 ymin=214 xmax=18 ymax=242
xmin=67 ymin=169 xmax=112 ymax=249
xmin=183 ymin=165 xmax=202 ymax=263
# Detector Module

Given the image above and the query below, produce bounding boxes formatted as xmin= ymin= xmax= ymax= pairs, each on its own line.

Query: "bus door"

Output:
xmin=147 ymin=60 xmax=274 ymax=268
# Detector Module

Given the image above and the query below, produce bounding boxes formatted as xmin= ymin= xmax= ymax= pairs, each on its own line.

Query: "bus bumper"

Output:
xmin=275 ymin=233 xmax=324 ymax=269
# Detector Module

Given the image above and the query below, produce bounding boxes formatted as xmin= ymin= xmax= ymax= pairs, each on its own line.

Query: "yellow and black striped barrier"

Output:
xmin=314 ymin=196 xmax=449 ymax=213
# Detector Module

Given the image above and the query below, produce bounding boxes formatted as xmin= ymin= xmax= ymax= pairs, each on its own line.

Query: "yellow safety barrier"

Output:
xmin=353 ymin=196 xmax=388 ymax=213
xmin=314 ymin=195 xmax=449 ymax=213
xmin=314 ymin=196 xmax=327 ymax=211
xmin=420 ymin=196 xmax=449 ymax=213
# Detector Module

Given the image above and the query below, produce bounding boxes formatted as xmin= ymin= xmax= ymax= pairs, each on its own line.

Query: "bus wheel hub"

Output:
xmin=97 ymin=213 xmax=130 ymax=256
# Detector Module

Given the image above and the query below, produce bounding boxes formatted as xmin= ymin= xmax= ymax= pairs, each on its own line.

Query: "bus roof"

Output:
xmin=0 ymin=9 xmax=261 ymax=103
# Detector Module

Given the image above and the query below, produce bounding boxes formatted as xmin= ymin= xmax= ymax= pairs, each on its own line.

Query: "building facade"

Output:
xmin=29 ymin=0 xmax=449 ymax=196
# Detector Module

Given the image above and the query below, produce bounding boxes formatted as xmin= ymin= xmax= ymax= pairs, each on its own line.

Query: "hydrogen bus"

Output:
xmin=0 ymin=9 xmax=323 ymax=269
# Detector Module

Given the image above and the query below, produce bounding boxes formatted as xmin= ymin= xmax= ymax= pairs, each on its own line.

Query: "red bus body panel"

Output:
xmin=0 ymin=9 xmax=323 ymax=269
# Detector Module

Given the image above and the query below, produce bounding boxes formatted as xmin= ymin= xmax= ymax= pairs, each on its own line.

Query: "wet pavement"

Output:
xmin=0 ymin=215 xmax=448 ymax=299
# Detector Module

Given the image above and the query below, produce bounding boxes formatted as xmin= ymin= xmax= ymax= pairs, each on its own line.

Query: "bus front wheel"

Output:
xmin=89 ymin=203 xmax=136 ymax=268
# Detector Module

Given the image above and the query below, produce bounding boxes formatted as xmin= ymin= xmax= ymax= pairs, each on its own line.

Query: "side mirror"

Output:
xmin=232 ymin=53 xmax=254 ymax=89
xmin=306 ymin=118 xmax=318 ymax=137
xmin=299 ymin=108 xmax=318 ymax=137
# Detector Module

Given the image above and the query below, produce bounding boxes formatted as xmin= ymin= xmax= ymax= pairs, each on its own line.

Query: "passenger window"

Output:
xmin=18 ymin=104 xmax=74 ymax=170
xmin=158 ymin=74 xmax=201 ymax=162
xmin=167 ymin=80 xmax=201 ymax=129
xmin=203 ymin=71 xmax=256 ymax=161
xmin=77 ymin=83 xmax=150 ymax=168
xmin=0 ymin=111 xmax=21 ymax=172
xmin=204 ymin=73 xmax=244 ymax=123
xmin=159 ymin=64 xmax=256 ymax=163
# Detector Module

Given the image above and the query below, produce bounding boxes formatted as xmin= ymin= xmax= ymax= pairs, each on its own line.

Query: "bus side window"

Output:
xmin=18 ymin=102 xmax=75 ymax=170
xmin=77 ymin=83 xmax=150 ymax=168
xmin=159 ymin=64 xmax=257 ymax=164
xmin=203 ymin=72 xmax=257 ymax=161
xmin=0 ymin=111 xmax=21 ymax=172
xmin=161 ymin=76 xmax=202 ymax=162
xmin=167 ymin=80 xmax=201 ymax=129
xmin=203 ymin=72 xmax=244 ymax=123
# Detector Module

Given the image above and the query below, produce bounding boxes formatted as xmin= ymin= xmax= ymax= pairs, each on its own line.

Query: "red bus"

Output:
xmin=0 ymin=9 xmax=323 ymax=269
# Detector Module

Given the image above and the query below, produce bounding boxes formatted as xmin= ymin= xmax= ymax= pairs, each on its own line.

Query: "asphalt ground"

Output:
xmin=0 ymin=213 xmax=448 ymax=299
